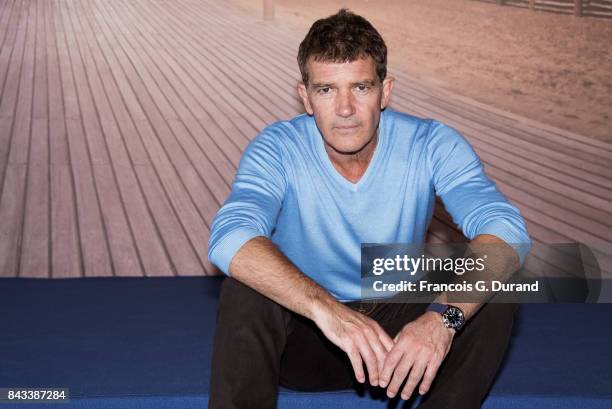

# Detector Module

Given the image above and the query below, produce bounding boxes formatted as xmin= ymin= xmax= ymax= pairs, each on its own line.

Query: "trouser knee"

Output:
xmin=216 ymin=277 xmax=289 ymax=334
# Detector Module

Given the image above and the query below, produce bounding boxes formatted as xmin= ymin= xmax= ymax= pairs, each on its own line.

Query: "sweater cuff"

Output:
xmin=477 ymin=220 xmax=531 ymax=266
xmin=209 ymin=228 xmax=265 ymax=275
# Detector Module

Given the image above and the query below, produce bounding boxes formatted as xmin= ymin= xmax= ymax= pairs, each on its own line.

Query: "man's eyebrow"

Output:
xmin=350 ymin=80 xmax=377 ymax=86
xmin=310 ymin=82 xmax=334 ymax=88
xmin=310 ymin=80 xmax=377 ymax=88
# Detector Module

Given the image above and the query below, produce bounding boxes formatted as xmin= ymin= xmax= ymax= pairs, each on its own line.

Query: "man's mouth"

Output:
xmin=334 ymin=125 xmax=360 ymax=134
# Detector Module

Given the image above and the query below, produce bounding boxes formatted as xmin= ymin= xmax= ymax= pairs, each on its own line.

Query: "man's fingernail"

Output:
xmin=380 ymin=380 xmax=387 ymax=387
xmin=401 ymin=394 xmax=408 ymax=400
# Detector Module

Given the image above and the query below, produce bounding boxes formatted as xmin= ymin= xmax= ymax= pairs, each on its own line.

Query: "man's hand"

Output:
xmin=380 ymin=311 xmax=455 ymax=400
xmin=312 ymin=301 xmax=394 ymax=386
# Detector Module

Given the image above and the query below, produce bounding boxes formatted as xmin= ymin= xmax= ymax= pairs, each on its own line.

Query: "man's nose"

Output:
xmin=335 ymin=89 xmax=356 ymax=118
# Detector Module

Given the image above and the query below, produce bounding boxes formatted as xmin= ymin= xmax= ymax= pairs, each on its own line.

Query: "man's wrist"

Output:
xmin=307 ymin=290 xmax=340 ymax=323
xmin=426 ymin=303 xmax=465 ymax=331
xmin=423 ymin=310 xmax=456 ymax=335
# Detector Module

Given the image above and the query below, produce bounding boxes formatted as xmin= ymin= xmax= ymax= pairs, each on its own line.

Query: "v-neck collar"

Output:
xmin=312 ymin=110 xmax=387 ymax=192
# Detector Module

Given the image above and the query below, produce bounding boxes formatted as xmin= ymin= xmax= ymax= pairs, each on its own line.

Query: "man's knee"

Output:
xmin=467 ymin=303 xmax=518 ymax=332
xmin=216 ymin=277 xmax=289 ymax=331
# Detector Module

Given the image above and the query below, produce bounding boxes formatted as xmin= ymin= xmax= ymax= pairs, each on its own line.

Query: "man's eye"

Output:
xmin=317 ymin=87 xmax=331 ymax=94
xmin=356 ymin=84 xmax=370 ymax=92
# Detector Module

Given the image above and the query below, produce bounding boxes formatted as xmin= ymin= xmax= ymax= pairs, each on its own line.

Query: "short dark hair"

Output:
xmin=297 ymin=9 xmax=387 ymax=85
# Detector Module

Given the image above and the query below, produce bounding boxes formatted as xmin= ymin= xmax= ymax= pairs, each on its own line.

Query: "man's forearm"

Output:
xmin=432 ymin=234 xmax=521 ymax=322
xmin=228 ymin=236 xmax=339 ymax=322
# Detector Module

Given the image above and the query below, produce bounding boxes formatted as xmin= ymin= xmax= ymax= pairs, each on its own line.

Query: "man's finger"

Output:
xmin=386 ymin=353 xmax=414 ymax=398
xmin=364 ymin=325 xmax=389 ymax=375
xmin=356 ymin=335 xmax=380 ymax=386
xmin=379 ymin=347 xmax=403 ymax=388
xmin=374 ymin=323 xmax=394 ymax=352
xmin=400 ymin=360 xmax=427 ymax=400
xmin=419 ymin=357 xmax=443 ymax=395
xmin=347 ymin=347 xmax=366 ymax=383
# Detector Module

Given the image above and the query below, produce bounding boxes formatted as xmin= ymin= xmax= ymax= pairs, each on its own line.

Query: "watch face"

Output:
xmin=443 ymin=306 xmax=465 ymax=329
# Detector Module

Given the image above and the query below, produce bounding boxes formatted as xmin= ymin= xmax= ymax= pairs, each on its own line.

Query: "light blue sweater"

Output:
xmin=208 ymin=108 xmax=531 ymax=301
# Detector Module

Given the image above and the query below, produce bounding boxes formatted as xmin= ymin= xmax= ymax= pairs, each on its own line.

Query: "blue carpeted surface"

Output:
xmin=0 ymin=277 xmax=611 ymax=408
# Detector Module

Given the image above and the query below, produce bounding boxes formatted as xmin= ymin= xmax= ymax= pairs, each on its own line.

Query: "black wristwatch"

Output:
xmin=426 ymin=303 xmax=465 ymax=331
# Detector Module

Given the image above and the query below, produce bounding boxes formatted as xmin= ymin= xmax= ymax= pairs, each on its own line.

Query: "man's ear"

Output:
xmin=297 ymin=82 xmax=314 ymax=115
xmin=380 ymin=77 xmax=395 ymax=110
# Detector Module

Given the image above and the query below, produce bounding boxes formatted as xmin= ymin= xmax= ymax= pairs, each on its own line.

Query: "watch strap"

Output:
xmin=426 ymin=302 xmax=447 ymax=315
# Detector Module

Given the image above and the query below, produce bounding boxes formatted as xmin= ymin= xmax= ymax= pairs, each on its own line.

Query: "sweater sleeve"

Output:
xmin=427 ymin=121 xmax=531 ymax=265
xmin=208 ymin=128 xmax=287 ymax=275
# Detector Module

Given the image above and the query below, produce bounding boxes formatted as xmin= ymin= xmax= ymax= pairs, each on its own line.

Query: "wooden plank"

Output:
xmin=20 ymin=118 xmax=49 ymax=277
xmin=45 ymin=3 xmax=81 ymax=277
xmin=20 ymin=1 xmax=50 ymax=277
xmin=0 ymin=165 xmax=26 ymax=276
xmin=0 ymin=0 xmax=18 ymax=99
xmin=51 ymin=0 xmax=79 ymax=120
xmin=6 ymin=0 xmax=35 ymax=166
xmin=92 ymin=164 xmax=143 ymax=276
xmin=0 ymin=0 xmax=36 ymax=277
xmin=111 ymin=165 xmax=175 ymax=277
xmin=0 ymin=0 xmax=25 ymax=118
xmin=65 ymin=118 xmax=112 ymax=277
xmin=54 ymin=2 xmax=114 ymax=277
xmin=135 ymin=163 xmax=203 ymax=276
xmin=50 ymin=164 xmax=82 ymax=277
xmin=59 ymin=0 xmax=109 ymax=166
xmin=45 ymin=0 xmax=65 ymax=123
xmin=0 ymin=117 xmax=13 ymax=201
xmin=32 ymin=0 xmax=47 ymax=120
xmin=0 ymin=0 xmax=16 ymax=50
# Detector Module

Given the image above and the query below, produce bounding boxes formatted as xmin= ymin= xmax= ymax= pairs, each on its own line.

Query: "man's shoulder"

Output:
xmin=386 ymin=109 xmax=463 ymax=145
xmin=382 ymin=108 xmax=436 ymax=143
xmin=252 ymin=114 xmax=311 ymax=147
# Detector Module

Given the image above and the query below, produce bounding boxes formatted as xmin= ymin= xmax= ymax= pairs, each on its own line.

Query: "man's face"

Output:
xmin=297 ymin=56 xmax=394 ymax=155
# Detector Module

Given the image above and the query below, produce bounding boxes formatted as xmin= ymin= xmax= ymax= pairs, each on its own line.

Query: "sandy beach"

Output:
xmin=230 ymin=0 xmax=612 ymax=142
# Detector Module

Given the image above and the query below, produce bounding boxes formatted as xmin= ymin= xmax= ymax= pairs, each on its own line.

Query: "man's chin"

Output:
xmin=327 ymin=142 xmax=370 ymax=155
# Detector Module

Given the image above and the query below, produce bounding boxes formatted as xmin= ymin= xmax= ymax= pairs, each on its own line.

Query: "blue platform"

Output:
xmin=1 ymin=277 xmax=611 ymax=408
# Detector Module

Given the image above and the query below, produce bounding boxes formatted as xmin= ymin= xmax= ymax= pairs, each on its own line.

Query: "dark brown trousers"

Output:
xmin=209 ymin=278 xmax=518 ymax=409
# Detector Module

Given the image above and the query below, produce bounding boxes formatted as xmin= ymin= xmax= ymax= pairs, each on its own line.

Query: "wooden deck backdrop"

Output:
xmin=482 ymin=0 xmax=612 ymax=18
xmin=0 ymin=0 xmax=611 ymax=279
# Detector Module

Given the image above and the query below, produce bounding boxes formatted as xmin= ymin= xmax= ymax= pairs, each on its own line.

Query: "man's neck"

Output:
xmin=324 ymin=133 xmax=378 ymax=184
